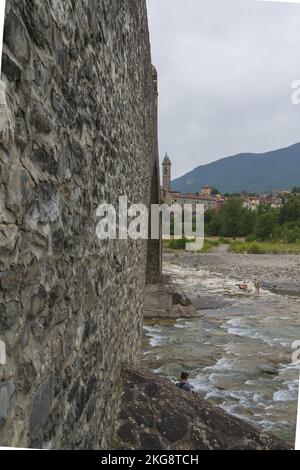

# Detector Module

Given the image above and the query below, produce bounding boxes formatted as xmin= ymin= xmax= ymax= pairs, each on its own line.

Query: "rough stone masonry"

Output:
xmin=0 ymin=0 xmax=160 ymax=449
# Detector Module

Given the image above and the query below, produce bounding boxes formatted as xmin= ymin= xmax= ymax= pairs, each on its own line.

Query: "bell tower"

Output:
xmin=162 ymin=153 xmax=171 ymax=194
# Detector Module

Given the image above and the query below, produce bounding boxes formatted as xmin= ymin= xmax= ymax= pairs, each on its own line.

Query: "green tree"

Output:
xmin=238 ymin=209 xmax=256 ymax=236
xmin=219 ymin=198 xmax=244 ymax=237
xmin=206 ymin=210 xmax=223 ymax=236
xmin=255 ymin=209 xmax=278 ymax=240
xmin=279 ymin=194 xmax=300 ymax=224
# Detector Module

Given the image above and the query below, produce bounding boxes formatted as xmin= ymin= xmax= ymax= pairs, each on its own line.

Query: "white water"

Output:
xmin=143 ymin=263 xmax=300 ymax=443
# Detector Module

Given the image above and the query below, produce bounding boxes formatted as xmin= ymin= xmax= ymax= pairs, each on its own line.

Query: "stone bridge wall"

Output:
xmin=0 ymin=0 xmax=160 ymax=449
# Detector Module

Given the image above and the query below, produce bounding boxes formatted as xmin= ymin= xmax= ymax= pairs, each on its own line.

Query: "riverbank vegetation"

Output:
xmin=205 ymin=193 xmax=300 ymax=244
xmin=163 ymin=237 xmax=300 ymax=254
xmin=164 ymin=193 xmax=300 ymax=255
xmin=163 ymin=238 xmax=220 ymax=253
xmin=229 ymin=240 xmax=300 ymax=254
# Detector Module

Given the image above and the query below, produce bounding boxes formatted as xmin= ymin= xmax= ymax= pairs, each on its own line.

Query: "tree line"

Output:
xmin=205 ymin=193 xmax=300 ymax=243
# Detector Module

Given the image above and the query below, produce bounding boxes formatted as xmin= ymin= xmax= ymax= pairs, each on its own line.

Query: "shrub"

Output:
xmin=168 ymin=238 xmax=189 ymax=250
xmin=245 ymin=234 xmax=256 ymax=243
xmin=247 ymin=242 xmax=263 ymax=254
xmin=229 ymin=241 xmax=245 ymax=253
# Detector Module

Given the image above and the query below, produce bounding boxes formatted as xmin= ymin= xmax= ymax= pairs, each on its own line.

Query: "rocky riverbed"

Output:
xmin=165 ymin=250 xmax=300 ymax=295
xmin=142 ymin=251 xmax=300 ymax=445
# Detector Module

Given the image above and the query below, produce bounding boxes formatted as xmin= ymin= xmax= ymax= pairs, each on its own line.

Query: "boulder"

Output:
xmin=143 ymin=283 xmax=198 ymax=319
xmin=114 ymin=368 xmax=292 ymax=450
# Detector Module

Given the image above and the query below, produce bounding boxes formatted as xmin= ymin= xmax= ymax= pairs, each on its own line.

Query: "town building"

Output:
xmin=243 ymin=196 xmax=283 ymax=210
xmin=201 ymin=186 xmax=215 ymax=197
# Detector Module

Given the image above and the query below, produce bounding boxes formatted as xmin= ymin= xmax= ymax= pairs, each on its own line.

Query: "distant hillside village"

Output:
xmin=162 ymin=154 xmax=291 ymax=211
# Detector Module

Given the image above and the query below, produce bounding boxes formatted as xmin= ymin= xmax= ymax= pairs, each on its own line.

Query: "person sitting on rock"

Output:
xmin=236 ymin=281 xmax=249 ymax=291
xmin=176 ymin=372 xmax=195 ymax=393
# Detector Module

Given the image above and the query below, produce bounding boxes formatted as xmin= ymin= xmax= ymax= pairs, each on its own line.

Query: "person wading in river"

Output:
xmin=254 ymin=279 xmax=261 ymax=294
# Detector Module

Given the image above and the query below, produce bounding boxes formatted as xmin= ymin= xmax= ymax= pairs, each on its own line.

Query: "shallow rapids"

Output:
xmin=143 ymin=262 xmax=300 ymax=443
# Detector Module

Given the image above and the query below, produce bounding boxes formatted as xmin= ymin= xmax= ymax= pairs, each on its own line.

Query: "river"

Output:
xmin=143 ymin=262 xmax=300 ymax=444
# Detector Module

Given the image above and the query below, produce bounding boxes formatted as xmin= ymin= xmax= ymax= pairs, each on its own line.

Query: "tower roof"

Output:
xmin=163 ymin=153 xmax=171 ymax=165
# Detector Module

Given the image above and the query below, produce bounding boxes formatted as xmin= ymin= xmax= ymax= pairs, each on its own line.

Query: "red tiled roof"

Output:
xmin=173 ymin=194 xmax=216 ymax=201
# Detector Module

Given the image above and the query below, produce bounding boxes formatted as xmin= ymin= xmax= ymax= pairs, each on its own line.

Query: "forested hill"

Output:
xmin=172 ymin=142 xmax=300 ymax=194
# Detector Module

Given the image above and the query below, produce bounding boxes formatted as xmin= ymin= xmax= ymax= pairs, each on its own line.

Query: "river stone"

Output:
xmin=144 ymin=283 xmax=199 ymax=318
xmin=258 ymin=364 xmax=279 ymax=376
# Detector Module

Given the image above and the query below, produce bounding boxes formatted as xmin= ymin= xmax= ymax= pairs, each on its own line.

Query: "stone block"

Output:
xmin=38 ymin=183 xmax=60 ymax=223
xmin=2 ymin=52 xmax=21 ymax=82
xmin=0 ymin=224 xmax=19 ymax=256
xmin=4 ymin=9 xmax=30 ymax=65
xmin=0 ymin=381 xmax=15 ymax=423
xmin=30 ymin=376 xmax=54 ymax=435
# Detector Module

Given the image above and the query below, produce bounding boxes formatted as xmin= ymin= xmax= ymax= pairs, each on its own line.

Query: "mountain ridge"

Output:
xmin=171 ymin=142 xmax=300 ymax=194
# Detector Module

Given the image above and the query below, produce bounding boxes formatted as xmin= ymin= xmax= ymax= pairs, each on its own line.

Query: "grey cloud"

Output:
xmin=147 ymin=0 xmax=300 ymax=178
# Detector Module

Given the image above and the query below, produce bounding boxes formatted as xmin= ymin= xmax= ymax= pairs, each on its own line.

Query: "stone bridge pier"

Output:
xmin=0 ymin=0 xmax=161 ymax=450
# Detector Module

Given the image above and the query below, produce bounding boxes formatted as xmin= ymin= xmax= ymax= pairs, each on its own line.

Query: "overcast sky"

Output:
xmin=147 ymin=0 xmax=300 ymax=179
